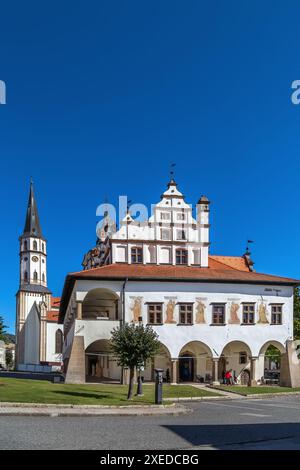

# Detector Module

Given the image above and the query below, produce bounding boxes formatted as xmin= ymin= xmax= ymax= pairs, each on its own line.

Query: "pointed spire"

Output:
xmin=22 ymin=178 xmax=43 ymax=238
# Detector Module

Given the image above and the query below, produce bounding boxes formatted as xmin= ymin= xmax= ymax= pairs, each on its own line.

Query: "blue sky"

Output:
xmin=1 ymin=1 xmax=300 ymax=332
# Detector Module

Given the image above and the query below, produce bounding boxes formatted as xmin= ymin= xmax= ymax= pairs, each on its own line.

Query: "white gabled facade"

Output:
xmin=59 ymin=179 xmax=299 ymax=386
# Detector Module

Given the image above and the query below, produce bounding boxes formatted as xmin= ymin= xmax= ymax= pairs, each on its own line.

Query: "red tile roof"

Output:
xmin=51 ymin=297 xmax=61 ymax=309
xmin=58 ymin=256 xmax=300 ymax=322
xmin=69 ymin=262 xmax=298 ymax=284
xmin=47 ymin=310 xmax=59 ymax=322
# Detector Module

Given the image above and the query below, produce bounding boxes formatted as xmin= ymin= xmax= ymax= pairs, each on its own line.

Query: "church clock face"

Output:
xmin=32 ymin=256 xmax=39 ymax=262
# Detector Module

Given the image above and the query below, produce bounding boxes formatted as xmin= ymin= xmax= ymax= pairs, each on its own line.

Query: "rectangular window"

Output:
xmin=131 ymin=247 xmax=143 ymax=264
xmin=177 ymin=212 xmax=185 ymax=221
xmin=271 ymin=305 xmax=282 ymax=325
xmin=239 ymin=352 xmax=247 ymax=364
xmin=161 ymin=228 xmax=171 ymax=240
xmin=148 ymin=304 xmax=162 ymax=324
xmin=176 ymin=249 xmax=188 ymax=265
xmin=212 ymin=304 xmax=225 ymax=324
xmin=160 ymin=212 xmax=170 ymax=221
xmin=243 ymin=304 xmax=255 ymax=324
xmin=179 ymin=304 xmax=193 ymax=324
xmin=176 ymin=229 xmax=186 ymax=240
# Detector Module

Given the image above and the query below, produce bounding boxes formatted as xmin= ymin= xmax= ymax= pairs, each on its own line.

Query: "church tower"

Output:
xmin=15 ymin=180 xmax=51 ymax=368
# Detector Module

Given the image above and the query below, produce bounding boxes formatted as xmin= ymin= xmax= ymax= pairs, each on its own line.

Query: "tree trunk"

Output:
xmin=127 ymin=367 xmax=135 ymax=400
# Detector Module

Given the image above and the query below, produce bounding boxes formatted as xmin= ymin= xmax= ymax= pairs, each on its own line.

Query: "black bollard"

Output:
xmin=154 ymin=368 xmax=164 ymax=404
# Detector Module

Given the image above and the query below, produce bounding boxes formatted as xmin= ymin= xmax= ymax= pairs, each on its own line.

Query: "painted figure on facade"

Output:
xmin=258 ymin=302 xmax=269 ymax=323
xmin=130 ymin=297 xmax=143 ymax=323
xmin=228 ymin=303 xmax=240 ymax=324
xmin=165 ymin=299 xmax=177 ymax=323
xmin=195 ymin=299 xmax=206 ymax=323
xmin=82 ymin=239 xmax=106 ymax=270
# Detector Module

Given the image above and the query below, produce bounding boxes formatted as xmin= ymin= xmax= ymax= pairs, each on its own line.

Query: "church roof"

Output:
xmin=22 ymin=180 xmax=43 ymax=238
xmin=58 ymin=256 xmax=300 ymax=322
xmin=19 ymin=284 xmax=52 ymax=294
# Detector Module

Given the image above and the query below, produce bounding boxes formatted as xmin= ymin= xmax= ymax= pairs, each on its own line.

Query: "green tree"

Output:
xmin=5 ymin=349 xmax=13 ymax=369
xmin=294 ymin=287 xmax=300 ymax=317
xmin=294 ymin=288 xmax=300 ymax=339
xmin=110 ymin=323 xmax=160 ymax=400
xmin=0 ymin=316 xmax=7 ymax=342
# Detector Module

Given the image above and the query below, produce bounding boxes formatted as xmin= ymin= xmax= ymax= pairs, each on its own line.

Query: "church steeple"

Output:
xmin=23 ymin=178 xmax=43 ymax=238
xmin=19 ymin=180 xmax=49 ymax=291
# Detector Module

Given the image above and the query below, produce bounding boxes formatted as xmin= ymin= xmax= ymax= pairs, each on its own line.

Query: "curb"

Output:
xmin=207 ymin=387 xmax=300 ymax=399
xmin=0 ymin=402 xmax=191 ymax=417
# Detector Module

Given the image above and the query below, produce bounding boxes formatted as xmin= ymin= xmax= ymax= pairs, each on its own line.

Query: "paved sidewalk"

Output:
xmin=191 ymin=384 xmax=245 ymax=399
xmin=0 ymin=402 xmax=190 ymax=417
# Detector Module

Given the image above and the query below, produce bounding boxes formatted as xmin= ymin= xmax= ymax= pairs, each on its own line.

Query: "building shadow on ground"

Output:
xmin=163 ymin=423 xmax=300 ymax=449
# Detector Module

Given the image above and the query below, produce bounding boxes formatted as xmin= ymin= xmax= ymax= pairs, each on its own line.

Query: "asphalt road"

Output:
xmin=2 ymin=395 xmax=300 ymax=450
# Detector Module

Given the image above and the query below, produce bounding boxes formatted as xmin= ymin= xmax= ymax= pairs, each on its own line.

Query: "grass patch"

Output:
xmin=214 ymin=385 xmax=300 ymax=396
xmin=0 ymin=378 xmax=218 ymax=406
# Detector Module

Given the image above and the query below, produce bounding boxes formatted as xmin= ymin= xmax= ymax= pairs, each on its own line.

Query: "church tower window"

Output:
xmin=176 ymin=249 xmax=188 ymax=265
xmin=24 ymin=271 xmax=28 ymax=282
xmin=33 ymin=270 xmax=38 ymax=282
xmin=131 ymin=247 xmax=143 ymax=264
xmin=55 ymin=330 xmax=63 ymax=354
xmin=42 ymin=273 xmax=45 ymax=283
xmin=24 ymin=240 xmax=28 ymax=251
xmin=33 ymin=240 xmax=37 ymax=250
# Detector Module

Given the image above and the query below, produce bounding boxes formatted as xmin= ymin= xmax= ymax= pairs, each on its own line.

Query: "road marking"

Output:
xmin=261 ymin=403 xmax=300 ymax=411
xmin=240 ymin=413 xmax=271 ymax=418
xmin=204 ymin=402 xmax=264 ymax=412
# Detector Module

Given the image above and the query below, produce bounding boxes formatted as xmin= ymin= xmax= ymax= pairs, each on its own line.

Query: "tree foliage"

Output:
xmin=110 ymin=323 xmax=161 ymax=399
xmin=0 ymin=316 xmax=7 ymax=343
xmin=294 ymin=288 xmax=300 ymax=340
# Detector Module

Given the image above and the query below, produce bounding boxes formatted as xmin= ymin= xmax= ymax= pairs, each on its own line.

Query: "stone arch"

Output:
xmin=178 ymin=341 xmax=213 ymax=383
xmin=220 ymin=341 xmax=253 ymax=384
xmin=85 ymin=339 xmax=120 ymax=382
xmin=82 ymin=288 xmax=120 ymax=320
xmin=143 ymin=341 xmax=172 ymax=382
xmin=258 ymin=340 xmax=285 ymax=385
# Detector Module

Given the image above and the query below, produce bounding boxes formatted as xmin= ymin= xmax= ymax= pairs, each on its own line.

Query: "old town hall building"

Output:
xmin=16 ymin=178 xmax=300 ymax=386
xmin=57 ymin=179 xmax=300 ymax=386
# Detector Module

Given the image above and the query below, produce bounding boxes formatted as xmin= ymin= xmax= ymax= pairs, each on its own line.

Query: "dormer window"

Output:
xmin=131 ymin=247 xmax=143 ymax=264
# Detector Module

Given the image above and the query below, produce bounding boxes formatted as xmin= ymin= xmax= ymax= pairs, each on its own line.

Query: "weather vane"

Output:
xmin=170 ymin=162 xmax=176 ymax=180
xmin=246 ymin=239 xmax=254 ymax=253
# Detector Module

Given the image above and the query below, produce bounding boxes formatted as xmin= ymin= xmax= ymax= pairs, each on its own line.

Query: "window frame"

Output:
xmin=212 ymin=304 xmax=226 ymax=325
xmin=242 ymin=303 xmax=255 ymax=324
xmin=160 ymin=228 xmax=171 ymax=241
xmin=270 ymin=304 xmax=283 ymax=325
xmin=131 ymin=246 xmax=143 ymax=264
xmin=175 ymin=248 xmax=188 ymax=265
xmin=178 ymin=303 xmax=193 ymax=325
xmin=176 ymin=229 xmax=187 ymax=240
xmin=55 ymin=329 xmax=63 ymax=354
xmin=147 ymin=303 xmax=163 ymax=325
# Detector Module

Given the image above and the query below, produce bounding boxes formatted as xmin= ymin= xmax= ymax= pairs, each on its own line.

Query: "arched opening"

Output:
xmin=178 ymin=341 xmax=213 ymax=383
xmin=85 ymin=339 xmax=120 ymax=382
xmin=143 ymin=342 xmax=172 ymax=382
xmin=220 ymin=341 xmax=252 ymax=385
xmin=259 ymin=341 xmax=285 ymax=385
xmin=33 ymin=271 xmax=38 ymax=282
xmin=55 ymin=329 xmax=63 ymax=354
xmin=24 ymin=240 xmax=28 ymax=251
xmin=24 ymin=271 xmax=28 ymax=282
xmin=82 ymin=288 xmax=120 ymax=320
xmin=33 ymin=240 xmax=37 ymax=251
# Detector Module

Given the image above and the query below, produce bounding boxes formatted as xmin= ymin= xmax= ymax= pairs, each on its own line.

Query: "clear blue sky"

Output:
xmin=1 ymin=1 xmax=300 ymax=333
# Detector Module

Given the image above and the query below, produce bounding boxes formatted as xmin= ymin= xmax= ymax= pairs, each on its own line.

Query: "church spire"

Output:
xmin=23 ymin=178 xmax=43 ymax=238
